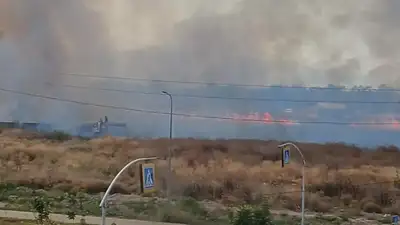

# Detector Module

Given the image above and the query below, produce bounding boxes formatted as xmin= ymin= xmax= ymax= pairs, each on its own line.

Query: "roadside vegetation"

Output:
xmin=0 ymin=129 xmax=399 ymax=224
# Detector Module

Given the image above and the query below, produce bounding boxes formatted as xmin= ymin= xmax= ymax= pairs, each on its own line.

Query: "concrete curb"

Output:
xmin=0 ymin=210 xmax=185 ymax=225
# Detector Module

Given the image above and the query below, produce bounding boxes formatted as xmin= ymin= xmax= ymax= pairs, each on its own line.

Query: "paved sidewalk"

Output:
xmin=0 ymin=210 xmax=184 ymax=225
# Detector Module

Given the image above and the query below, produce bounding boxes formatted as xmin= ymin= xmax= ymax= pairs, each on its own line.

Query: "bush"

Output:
xmin=341 ymin=194 xmax=353 ymax=207
xmin=158 ymin=207 xmax=192 ymax=224
xmin=31 ymin=195 xmax=52 ymax=224
xmin=178 ymin=197 xmax=208 ymax=217
xmin=307 ymin=194 xmax=333 ymax=213
xmin=31 ymin=191 xmax=87 ymax=224
xmin=229 ymin=203 xmax=273 ymax=225
xmin=359 ymin=197 xmax=374 ymax=209
xmin=314 ymin=200 xmax=333 ymax=213
xmin=383 ymin=206 xmax=400 ymax=215
xmin=362 ymin=202 xmax=382 ymax=213
xmin=43 ymin=131 xmax=72 ymax=141
xmin=281 ymin=199 xmax=298 ymax=212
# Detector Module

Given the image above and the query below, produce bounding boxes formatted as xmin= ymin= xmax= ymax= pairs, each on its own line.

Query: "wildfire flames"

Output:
xmin=227 ymin=112 xmax=298 ymax=125
xmin=228 ymin=112 xmax=400 ymax=131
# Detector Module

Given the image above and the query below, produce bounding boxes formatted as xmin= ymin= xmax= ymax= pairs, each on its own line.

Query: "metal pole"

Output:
xmin=162 ymin=91 xmax=173 ymax=198
xmin=99 ymin=157 xmax=158 ymax=225
xmin=278 ymin=142 xmax=306 ymax=225
xmin=301 ymin=163 xmax=305 ymax=225
xmin=168 ymin=95 xmax=173 ymax=140
xmin=101 ymin=204 xmax=106 ymax=225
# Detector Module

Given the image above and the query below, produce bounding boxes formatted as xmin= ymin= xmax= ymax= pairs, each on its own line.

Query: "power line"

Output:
xmin=63 ymin=72 xmax=400 ymax=92
xmin=46 ymin=82 xmax=400 ymax=104
xmin=0 ymin=87 xmax=167 ymax=115
xmin=0 ymin=86 xmax=399 ymax=126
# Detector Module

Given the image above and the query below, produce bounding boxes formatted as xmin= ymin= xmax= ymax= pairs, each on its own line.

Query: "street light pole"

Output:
xmin=99 ymin=156 xmax=158 ymax=225
xmin=278 ymin=142 xmax=306 ymax=225
xmin=162 ymin=91 xmax=173 ymax=198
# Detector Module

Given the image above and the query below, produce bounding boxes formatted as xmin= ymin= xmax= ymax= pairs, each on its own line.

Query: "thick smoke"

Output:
xmin=1 ymin=0 xmax=400 ymax=134
xmin=104 ymin=0 xmax=400 ymax=86
xmin=0 ymin=0 xmax=115 ymax=128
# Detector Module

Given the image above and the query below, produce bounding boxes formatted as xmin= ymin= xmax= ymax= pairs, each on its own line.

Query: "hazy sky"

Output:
xmin=88 ymin=0 xmax=400 ymax=86
xmin=1 ymin=0 xmax=400 ymax=130
xmin=3 ymin=0 xmax=400 ymax=87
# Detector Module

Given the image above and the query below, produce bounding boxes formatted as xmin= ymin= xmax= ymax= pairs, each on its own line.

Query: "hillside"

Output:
xmin=0 ymin=128 xmax=399 ymax=215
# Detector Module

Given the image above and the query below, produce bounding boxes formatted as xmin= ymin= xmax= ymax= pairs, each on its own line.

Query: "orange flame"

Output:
xmin=227 ymin=112 xmax=298 ymax=125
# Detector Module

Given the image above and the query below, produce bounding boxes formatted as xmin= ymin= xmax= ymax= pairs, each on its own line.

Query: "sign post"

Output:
xmin=278 ymin=143 xmax=306 ymax=225
xmin=281 ymin=146 xmax=290 ymax=167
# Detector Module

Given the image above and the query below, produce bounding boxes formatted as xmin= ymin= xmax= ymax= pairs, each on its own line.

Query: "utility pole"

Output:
xmin=162 ymin=91 xmax=173 ymax=198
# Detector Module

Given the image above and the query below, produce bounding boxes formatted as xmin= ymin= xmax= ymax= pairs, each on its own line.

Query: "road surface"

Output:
xmin=0 ymin=210 xmax=185 ymax=225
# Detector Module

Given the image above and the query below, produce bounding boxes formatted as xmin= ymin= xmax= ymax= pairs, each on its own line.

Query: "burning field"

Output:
xmin=0 ymin=128 xmax=400 ymax=214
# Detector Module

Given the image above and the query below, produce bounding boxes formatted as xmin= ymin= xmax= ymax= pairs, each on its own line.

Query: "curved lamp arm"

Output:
xmin=278 ymin=142 xmax=306 ymax=166
xmin=99 ymin=156 xmax=158 ymax=207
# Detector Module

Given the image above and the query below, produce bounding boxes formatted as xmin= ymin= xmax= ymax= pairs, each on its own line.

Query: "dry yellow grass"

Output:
xmin=1 ymin=128 xmax=400 ymax=211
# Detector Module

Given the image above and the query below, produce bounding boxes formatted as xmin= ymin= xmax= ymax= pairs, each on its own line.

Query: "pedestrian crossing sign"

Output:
xmin=393 ymin=215 xmax=399 ymax=224
xmin=281 ymin=146 xmax=290 ymax=168
xmin=140 ymin=163 xmax=156 ymax=193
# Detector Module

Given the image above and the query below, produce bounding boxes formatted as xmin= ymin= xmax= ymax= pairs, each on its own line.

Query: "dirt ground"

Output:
xmin=0 ymin=128 xmax=399 ymax=214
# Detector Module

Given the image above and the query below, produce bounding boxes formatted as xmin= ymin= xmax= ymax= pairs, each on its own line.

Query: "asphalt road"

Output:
xmin=0 ymin=210 xmax=185 ymax=225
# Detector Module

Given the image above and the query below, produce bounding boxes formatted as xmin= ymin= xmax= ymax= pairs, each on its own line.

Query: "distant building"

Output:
xmin=0 ymin=117 xmax=128 ymax=138
xmin=0 ymin=121 xmax=19 ymax=129
xmin=0 ymin=121 xmax=53 ymax=132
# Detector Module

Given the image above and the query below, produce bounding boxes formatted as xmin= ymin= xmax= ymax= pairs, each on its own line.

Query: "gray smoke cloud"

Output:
xmin=1 ymin=0 xmax=400 ymax=132
xmin=111 ymin=0 xmax=400 ymax=86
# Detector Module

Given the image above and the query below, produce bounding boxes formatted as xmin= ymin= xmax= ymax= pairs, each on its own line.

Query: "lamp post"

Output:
xmin=99 ymin=157 xmax=158 ymax=225
xmin=278 ymin=142 xmax=306 ymax=225
xmin=162 ymin=91 xmax=173 ymax=198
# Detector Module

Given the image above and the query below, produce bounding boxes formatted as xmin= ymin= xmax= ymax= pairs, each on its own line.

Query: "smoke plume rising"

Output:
xmin=0 ymin=0 xmax=400 ymax=142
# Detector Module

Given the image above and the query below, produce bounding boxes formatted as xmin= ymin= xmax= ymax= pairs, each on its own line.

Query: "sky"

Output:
xmin=0 ymin=0 xmax=400 ymax=145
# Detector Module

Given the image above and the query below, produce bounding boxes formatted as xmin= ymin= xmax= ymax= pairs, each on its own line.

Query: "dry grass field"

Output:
xmin=0 ymin=128 xmax=400 ymax=215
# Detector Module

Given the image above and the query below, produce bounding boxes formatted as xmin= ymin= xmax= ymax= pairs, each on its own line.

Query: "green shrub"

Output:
xmin=158 ymin=207 xmax=192 ymax=224
xmin=31 ymin=190 xmax=87 ymax=224
xmin=229 ymin=203 xmax=273 ymax=225
xmin=43 ymin=131 xmax=72 ymax=141
xmin=178 ymin=197 xmax=208 ymax=217
xmin=31 ymin=195 xmax=52 ymax=224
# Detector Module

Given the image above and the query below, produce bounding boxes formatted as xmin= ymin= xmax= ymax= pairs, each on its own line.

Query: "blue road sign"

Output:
xmin=283 ymin=148 xmax=290 ymax=164
xmin=140 ymin=163 xmax=156 ymax=193
xmin=393 ymin=215 xmax=399 ymax=224
xmin=144 ymin=167 xmax=154 ymax=189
